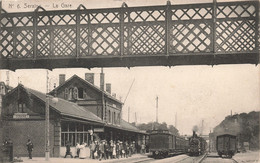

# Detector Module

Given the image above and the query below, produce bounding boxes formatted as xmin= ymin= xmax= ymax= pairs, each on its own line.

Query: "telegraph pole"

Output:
xmin=135 ymin=112 xmax=137 ymax=125
xmin=45 ymin=70 xmax=50 ymax=161
xmin=175 ymin=112 xmax=177 ymax=128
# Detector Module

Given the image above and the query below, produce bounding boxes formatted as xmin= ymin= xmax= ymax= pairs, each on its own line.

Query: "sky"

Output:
xmin=1 ymin=0 xmax=259 ymax=135
xmin=0 ymin=64 xmax=259 ymax=135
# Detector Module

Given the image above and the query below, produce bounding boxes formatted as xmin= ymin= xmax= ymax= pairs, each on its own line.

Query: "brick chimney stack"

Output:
xmin=85 ymin=73 xmax=94 ymax=84
xmin=112 ymin=93 xmax=116 ymax=98
xmin=59 ymin=74 xmax=65 ymax=86
xmin=100 ymin=68 xmax=105 ymax=91
xmin=106 ymin=83 xmax=111 ymax=94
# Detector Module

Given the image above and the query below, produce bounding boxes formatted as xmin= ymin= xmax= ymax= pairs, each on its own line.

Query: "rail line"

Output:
xmin=197 ymin=153 xmax=208 ymax=163
xmin=132 ymin=158 xmax=154 ymax=163
xmin=231 ymin=158 xmax=239 ymax=163
xmin=198 ymin=153 xmax=239 ymax=163
xmin=175 ymin=156 xmax=190 ymax=163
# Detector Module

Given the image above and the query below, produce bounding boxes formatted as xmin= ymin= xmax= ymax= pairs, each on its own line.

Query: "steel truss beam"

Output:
xmin=0 ymin=1 xmax=259 ymax=70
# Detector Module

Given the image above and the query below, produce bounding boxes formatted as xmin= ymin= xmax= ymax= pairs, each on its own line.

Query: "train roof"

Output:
xmin=148 ymin=130 xmax=171 ymax=134
xmin=148 ymin=130 xmax=187 ymax=140
xmin=216 ymin=134 xmax=236 ymax=138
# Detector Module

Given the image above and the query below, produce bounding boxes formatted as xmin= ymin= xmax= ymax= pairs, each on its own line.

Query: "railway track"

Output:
xmin=103 ymin=156 xmax=154 ymax=163
xmin=174 ymin=156 xmax=190 ymax=163
xmin=231 ymin=158 xmax=239 ymax=163
xmin=197 ymin=153 xmax=208 ymax=163
xmin=199 ymin=153 xmax=238 ymax=163
xmin=132 ymin=158 xmax=154 ymax=163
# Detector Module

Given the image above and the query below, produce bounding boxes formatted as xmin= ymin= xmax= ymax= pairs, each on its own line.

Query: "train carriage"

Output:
xmin=216 ymin=134 xmax=237 ymax=158
xmin=149 ymin=130 xmax=188 ymax=158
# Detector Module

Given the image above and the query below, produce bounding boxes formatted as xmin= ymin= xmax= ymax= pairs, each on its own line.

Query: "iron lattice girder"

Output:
xmin=0 ymin=1 xmax=259 ymax=70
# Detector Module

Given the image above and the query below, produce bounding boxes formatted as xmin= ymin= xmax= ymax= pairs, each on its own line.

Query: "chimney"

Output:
xmin=59 ymin=74 xmax=65 ymax=86
xmin=106 ymin=83 xmax=111 ymax=94
xmin=85 ymin=73 xmax=94 ymax=84
xmin=100 ymin=69 xmax=105 ymax=91
xmin=112 ymin=93 xmax=116 ymax=98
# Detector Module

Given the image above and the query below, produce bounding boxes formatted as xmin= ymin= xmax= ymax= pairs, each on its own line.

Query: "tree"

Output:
xmin=213 ymin=111 xmax=259 ymax=150
xmin=135 ymin=122 xmax=180 ymax=136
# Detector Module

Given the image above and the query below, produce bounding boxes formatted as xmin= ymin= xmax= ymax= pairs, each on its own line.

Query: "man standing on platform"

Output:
xmin=90 ymin=141 xmax=96 ymax=159
xmin=26 ymin=139 xmax=33 ymax=159
xmin=99 ymin=140 xmax=105 ymax=161
xmin=64 ymin=140 xmax=73 ymax=158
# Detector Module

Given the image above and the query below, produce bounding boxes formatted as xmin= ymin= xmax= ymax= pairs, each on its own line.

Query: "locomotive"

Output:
xmin=148 ymin=130 xmax=188 ymax=158
xmin=188 ymin=131 xmax=207 ymax=156
xmin=216 ymin=134 xmax=237 ymax=158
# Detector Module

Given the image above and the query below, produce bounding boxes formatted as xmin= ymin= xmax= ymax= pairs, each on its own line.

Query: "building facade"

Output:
xmin=1 ymin=74 xmax=147 ymax=157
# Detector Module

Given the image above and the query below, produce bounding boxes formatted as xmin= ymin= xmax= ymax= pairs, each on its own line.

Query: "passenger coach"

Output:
xmin=149 ymin=130 xmax=188 ymax=158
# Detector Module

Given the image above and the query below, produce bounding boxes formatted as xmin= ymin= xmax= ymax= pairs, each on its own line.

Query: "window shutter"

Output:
xmin=65 ymin=88 xmax=69 ymax=99
xmin=73 ymin=87 xmax=78 ymax=99
xmin=83 ymin=88 xmax=87 ymax=99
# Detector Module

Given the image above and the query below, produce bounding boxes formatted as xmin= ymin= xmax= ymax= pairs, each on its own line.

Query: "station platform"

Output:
xmin=17 ymin=153 xmax=149 ymax=163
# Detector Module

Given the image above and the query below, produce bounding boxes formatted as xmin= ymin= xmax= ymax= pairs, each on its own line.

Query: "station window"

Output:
xmin=65 ymin=88 xmax=69 ymax=99
xmin=18 ymin=103 xmax=26 ymax=113
xmin=113 ymin=112 xmax=116 ymax=124
xmin=0 ymin=85 xmax=5 ymax=95
xmin=78 ymin=88 xmax=84 ymax=99
xmin=112 ymin=112 xmax=114 ymax=124
xmin=68 ymin=88 xmax=73 ymax=100
xmin=108 ymin=110 xmax=111 ymax=123
xmin=118 ymin=113 xmax=120 ymax=124
xmin=61 ymin=122 xmax=90 ymax=147
xmin=73 ymin=87 xmax=78 ymax=99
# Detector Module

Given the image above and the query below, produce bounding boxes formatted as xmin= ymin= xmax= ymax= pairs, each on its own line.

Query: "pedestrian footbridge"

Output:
xmin=0 ymin=1 xmax=259 ymax=70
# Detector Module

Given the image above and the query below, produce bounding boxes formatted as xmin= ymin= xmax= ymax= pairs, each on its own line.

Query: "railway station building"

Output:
xmin=0 ymin=74 xmax=147 ymax=157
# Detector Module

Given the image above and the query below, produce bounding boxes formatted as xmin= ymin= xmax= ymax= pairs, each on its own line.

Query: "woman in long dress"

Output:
xmin=79 ymin=142 xmax=87 ymax=159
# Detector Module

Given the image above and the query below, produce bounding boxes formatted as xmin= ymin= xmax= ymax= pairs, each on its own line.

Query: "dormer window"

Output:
xmin=78 ymin=88 xmax=84 ymax=99
xmin=73 ymin=87 xmax=78 ymax=99
xmin=68 ymin=88 xmax=74 ymax=100
xmin=18 ymin=102 xmax=26 ymax=113
xmin=65 ymin=87 xmax=79 ymax=100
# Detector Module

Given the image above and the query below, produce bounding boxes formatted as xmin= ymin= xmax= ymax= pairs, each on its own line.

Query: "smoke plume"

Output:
xmin=193 ymin=125 xmax=199 ymax=132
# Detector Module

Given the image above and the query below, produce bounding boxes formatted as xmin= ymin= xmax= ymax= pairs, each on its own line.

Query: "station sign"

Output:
xmin=13 ymin=113 xmax=29 ymax=119
xmin=94 ymin=128 xmax=104 ymax=132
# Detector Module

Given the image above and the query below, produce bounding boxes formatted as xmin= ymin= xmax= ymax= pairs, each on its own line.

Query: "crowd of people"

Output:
xmin=65 ymin=140 xmax=146 ymax=161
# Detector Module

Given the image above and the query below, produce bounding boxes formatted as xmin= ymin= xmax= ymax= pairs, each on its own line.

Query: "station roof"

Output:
xmin=4 ymin=85 xmax=104 ymax=124
xmin=27 ymin=87 xmax=105 ymax=124
xmin=4 ymin=84 xmax=145 ymax=134
xmin=49 ymin=75 xmax=123 ymax=105
xmin=105 ymin=119 xmax=147 ymax=134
